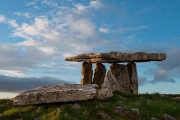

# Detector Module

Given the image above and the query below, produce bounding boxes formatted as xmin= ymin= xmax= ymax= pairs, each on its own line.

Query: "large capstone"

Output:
xmin=127 ymin=62 xmax=138 ymax=94
xmin=110 ymin=63 xmax=130 ymax=94
xmin=93 ymin=63 xmax=106 ymax=88
xmin=80 ymin=62 xmax=93 ymax=84
xmin=65 ymin=52 xmax=166 ymax=63
xmin=12 ymin=84 xmax=98 ymax=105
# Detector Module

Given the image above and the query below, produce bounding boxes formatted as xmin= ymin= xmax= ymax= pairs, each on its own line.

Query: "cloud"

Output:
xmin=14 ymin=12 xmax=31 ymax=18
xmin=26 ymin=1 xmax=37 ymax=6
xmin=0 ymin=75 xmax=74 ymax=93
xmin=0 ymin=1 xmax=109 ymax=80
xmin=99 ymin=27 xmax=110 ymax=33
xmin=0 ymin=15 xmax=18 ymax=28
xmin=89 ymin=0 xmax=102 ymax=8
xmin=0 ymin=15 xmax=6 ymax=22
xmin=138 ymin=46 xmax=180 ymax=85
xmin=41 ymin=0 xmax=58 ymax=7
xmin=119 ymin=25 xmax=150 ymax=33
xmin=145 ymin=68 xmax=175 ymax=84
xmin=138 ymin=76 xmax=148 ymax=86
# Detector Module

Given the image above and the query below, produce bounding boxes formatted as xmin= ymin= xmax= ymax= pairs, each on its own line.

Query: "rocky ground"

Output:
xmin=0 ymin=91 xmax=180 ymax=120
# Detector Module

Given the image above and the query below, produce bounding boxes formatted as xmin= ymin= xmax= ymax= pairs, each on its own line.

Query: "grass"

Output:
xmin=0 ymin=91 xmax=180 ymax=120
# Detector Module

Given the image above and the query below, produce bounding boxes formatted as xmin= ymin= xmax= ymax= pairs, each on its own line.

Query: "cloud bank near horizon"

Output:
xmin=0 ymin=75 xmax=75 ymax=93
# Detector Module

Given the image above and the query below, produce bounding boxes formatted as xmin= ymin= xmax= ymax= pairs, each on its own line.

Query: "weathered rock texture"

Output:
xmin=93 ymin=63 xmax=106 ymax=88
xmin=80 ymin=62 xmax=93 ymax=84
xmin=12 ymin=84 xmax=98 ymax=105
xmin=127 ymin=62 xmax=138 ymax=94
xmin=110 ymin=63 xmax=130 ymax=94
xmin=95 ymin=88 xmax=113 ymax=100
xmin=65 ymin=52 xmax=166 ymax=63
xmin=101 ymin=70 xmax=117 ymax=91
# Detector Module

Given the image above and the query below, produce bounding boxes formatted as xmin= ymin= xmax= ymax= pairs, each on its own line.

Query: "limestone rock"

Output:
xmin=12 ymin=84 xmax=98 ymax=105
xmin=101 ymin=70 xmax=117 ymax=91
xmin=110 ymin=63 xmax=130 ymax=94
xmin=127 ymin=62 xmax=138 ymax=94
xmin=65 ymin=51 xmax=166 ymax=63
xmin=162 ymin=114 xmax=178 ymax=120
xmin=114 ymin=107 xmax=126 ymax=113
xmin=95 ymin=88 xmax=113 ymax=100
xmin=80 ymin=62 xmax=93 ymax=84
xmin=96 ymin=111 xmax=110 ymax=119
xmin=93 ymin=63 xmax=106 ymax=88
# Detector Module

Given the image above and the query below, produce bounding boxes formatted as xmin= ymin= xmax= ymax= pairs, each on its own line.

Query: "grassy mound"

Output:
xmin=0 ymin=91 xmax=180 ymax=120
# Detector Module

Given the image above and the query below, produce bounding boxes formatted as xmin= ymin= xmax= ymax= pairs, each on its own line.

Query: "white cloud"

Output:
xmin=42 ymin=0 xmax=57 ymax=7
xmin=14 ymin=12 xmax=30 ymax=18
xmin=0 ymin=0 xmax=106 ymax=79
xmin=0 ymin=15 xmax=18 ymax=28
xmin=38 ymin=47 xmax=55 ymax=54
xmin=89 ymin=0 xmax=102 ymax=8
xmin=0 ymin=15 xmax=6 ymax=22
xmin=75 ymin=4 xmax=86 ymax=11
xmin=99 ymin=27 xmax=110 ymax=33
xmin=26 ymin=1 xmax=37 ymax=6
xmin=0 ymin=70 xmax=25 ymax=77
xmin=73 ymin=0 xmax=102 ymax=14
xmin=119 ymin=25 xmax=150 ymax=33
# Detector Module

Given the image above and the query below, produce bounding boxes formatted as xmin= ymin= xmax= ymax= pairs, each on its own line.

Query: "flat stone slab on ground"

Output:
xmin=12 ymin=84 xmax=98 ymax=105
xmin=65 ymin=51 xmax=166 ymax=63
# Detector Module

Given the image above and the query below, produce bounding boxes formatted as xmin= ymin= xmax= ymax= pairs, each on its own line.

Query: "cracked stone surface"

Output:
xmin=65 ymin=51 xmax=166 ymax=63
xmin=12 ymin=84 xmax=98 ymax=105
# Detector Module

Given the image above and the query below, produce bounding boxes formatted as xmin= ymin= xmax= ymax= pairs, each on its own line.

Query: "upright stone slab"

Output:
xmin=110 ymin=63 xmax=130 ymax=94
xmin=93 ymin=63 xmax=106 ymax=88
xmin=102 ymin=70 xmax=117 ymax=91
xmin=127 ymin=62 xmax=138 ymax=94
xmin=80 ymin=62 xmax=93 ymax=84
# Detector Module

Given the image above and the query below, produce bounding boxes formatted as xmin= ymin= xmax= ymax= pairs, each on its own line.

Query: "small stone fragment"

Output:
xmin=96 ymin=111 xmax=110 ymax=119
xmin=71 ymin=103 xmax=81 ymax=109
xmin=34 ymin=116 xmax=42 ymax=120
xmin=151 ymin=117 xmax=159 ymax=120
xmin=114 ymin=107 xmax=126 ymax=113
xmin=162 ymin=114 xmax=178 ymax=120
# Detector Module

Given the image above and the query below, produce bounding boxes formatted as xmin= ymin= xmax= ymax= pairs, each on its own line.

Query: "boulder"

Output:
xmin=127 ymin=62 xmax=138 ymax=94
xmin=93 ymin=63 xmax=106 ymax=88
xmin=110 ymin=63 xmax=130 ymax=94
xmin=12 ymin=84 xmax=98 ymax=105
xmin=80 ymin=62 xmax=93 ymax=84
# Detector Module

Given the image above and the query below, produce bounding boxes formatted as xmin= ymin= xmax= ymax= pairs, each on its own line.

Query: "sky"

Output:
xmin=0 ymin=0 xmax=180 ymax=98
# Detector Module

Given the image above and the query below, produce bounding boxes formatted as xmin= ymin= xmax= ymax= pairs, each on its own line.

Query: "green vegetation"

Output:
xmin=0 ymin=91 xmax=180 ymax=120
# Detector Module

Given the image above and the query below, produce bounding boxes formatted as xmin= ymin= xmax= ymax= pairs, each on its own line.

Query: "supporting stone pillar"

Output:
xmin=93 ymin=63 xmax=106 ymax=88
xmin=110 ymin=63 xmax=130 ymax=94
xmin=127 ymin=62 xmax=138 ymax=94
xmin=80 ymin=62 xmax=93 ymax=84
